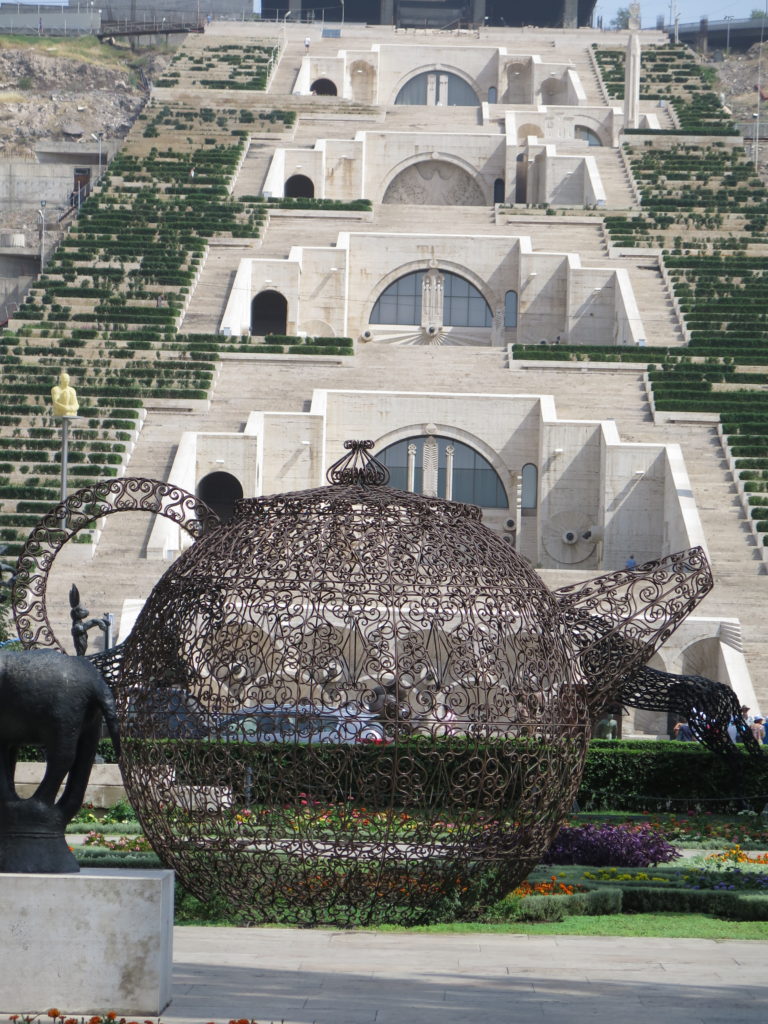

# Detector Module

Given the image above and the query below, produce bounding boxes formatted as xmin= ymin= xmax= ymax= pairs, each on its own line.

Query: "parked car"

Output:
xmin=211 ymin=702 xmax=387 ymax=745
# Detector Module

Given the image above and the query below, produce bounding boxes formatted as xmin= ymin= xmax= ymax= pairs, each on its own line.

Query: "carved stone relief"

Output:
xmin=383 ymin=160 xmax=486 ymax=206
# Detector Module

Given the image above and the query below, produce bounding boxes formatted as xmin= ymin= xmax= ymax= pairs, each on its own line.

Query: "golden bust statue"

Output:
xmin=51 ymin=371 xmax=79 ymax=417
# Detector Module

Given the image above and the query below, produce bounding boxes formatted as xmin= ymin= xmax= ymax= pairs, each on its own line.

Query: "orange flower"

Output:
xmin=47 ymin=1010 xmax=61 ymax=1019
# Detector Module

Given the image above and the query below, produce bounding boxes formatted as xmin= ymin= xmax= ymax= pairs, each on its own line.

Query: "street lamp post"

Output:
xmin=91 ymin=131 xmax=103 ymax=181
xmin=724 ymin=15 xmax=734 ymax=54
xmin=756 ymin=2 xmax=767 ymax=172
xmin=37 ymin=200 xmax=46 ymax=271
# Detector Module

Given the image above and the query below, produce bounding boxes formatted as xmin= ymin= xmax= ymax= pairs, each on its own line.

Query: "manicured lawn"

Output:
xmin=385 ymin=914 xmax=768 ymax=939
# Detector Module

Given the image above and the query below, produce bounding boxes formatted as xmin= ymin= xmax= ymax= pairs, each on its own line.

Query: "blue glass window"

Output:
xmin=370 ymin=270 xmax=491 ymax=327
xmin=378 ymin=436 xmax=508 ymax=508
xmin=395 ymin=71 xmax=480 ymax=107
xmin=504 ymin=290 xmax=518 ymax=328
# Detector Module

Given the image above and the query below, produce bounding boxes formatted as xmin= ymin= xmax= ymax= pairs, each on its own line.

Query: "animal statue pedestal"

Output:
xmin=0 ymin=869 xmax=174 ymax=1015
xmin=0 ymin=798 xmax=78 ymax=873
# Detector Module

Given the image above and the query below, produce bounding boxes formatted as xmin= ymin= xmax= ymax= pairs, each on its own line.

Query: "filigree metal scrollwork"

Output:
xmin=325 ymin=439 xmax=390 ymax=486
xmin=12 ymin=477 xmax=219 ymax=652
xmin=554 ymin=548 xmax=714 ymax=714
xmin=8 ymin=453 xmax=728 ymax=925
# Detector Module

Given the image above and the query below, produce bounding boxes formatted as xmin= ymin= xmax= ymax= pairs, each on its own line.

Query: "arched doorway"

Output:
xmin=493 ymin=178 xmax=505 ymax=204
xmin=197 ymin=471 xmax=243 ymax=523
xmin=285 ymin=174 xmax=315 ymax=198
xmin=383 ymin=160 xmax=485 ymax=206
xmin=311 ymin=78 xmax=337 ymax=96
xmin=251 ymin=289 xmax=287 ymax=336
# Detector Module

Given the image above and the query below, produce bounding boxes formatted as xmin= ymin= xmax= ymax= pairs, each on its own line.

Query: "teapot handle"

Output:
xmin=11 ymin=477 xmax=219 ymax=652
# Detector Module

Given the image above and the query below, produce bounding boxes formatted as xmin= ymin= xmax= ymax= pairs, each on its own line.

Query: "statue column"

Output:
xmin=624 ymin=30 xmax=641 ymax=131
xmin=445 ymin=445 xmax=455 ymax=500
xmin=407 ymin=443 xmax=417 ymax=492
xmin=422 ymin=434 xmax=439 ymax=498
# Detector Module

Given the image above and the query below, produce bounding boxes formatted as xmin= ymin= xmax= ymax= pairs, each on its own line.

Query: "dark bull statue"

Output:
xmin=0 ymin=649 xmax=120 ymax=873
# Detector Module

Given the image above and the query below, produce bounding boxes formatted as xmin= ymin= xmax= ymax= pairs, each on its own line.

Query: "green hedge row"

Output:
xmin=41 ymin=737 xmax=767 ymax=812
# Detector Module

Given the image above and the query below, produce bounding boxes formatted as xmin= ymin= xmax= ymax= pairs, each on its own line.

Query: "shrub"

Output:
xmin=542 ymin=823 xmax=680 ymax=867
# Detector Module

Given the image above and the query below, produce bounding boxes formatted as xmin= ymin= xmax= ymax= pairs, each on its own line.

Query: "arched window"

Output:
xmin=311 ymin=78 xmax=337 ymax=96
xmin=370 ymin=270 xmax=492 ymax=327
xmin=284 ymin=174 xmax=314 ymax=198
xmin=487 ymin=86 xmax=497 ymax=103
xmin=197 ymin=471 xmax=244 ymax=523
xmin=251 ymin=289 xmax=287 ymax=336
xmin=521 ymin=463 xmax=538 ymax=513
xmin=504 ymin=290 xmax=518 ymax=328
xmin=493 ymin=178 xmax=505 ymax=203
xmin=575 ymin=125 xmax=602 ymax=146
xmin=378 ymin=436 xmax=508 ymax=508
xmin=395 ymin=70 xmax=479 ymax=107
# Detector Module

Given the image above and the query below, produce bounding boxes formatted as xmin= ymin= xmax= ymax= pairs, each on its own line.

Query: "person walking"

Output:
xmin=750 ymin=716 xmax=765 ymax=745
xmin=625 ymin=554 xmax=637 ymax=570
xmin=304 ymin=36 xmax=311 ymax=53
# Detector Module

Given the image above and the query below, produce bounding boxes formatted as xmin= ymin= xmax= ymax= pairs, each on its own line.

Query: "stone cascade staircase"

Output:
xmin=372 ymin=202 xmax=497 ymax=233
xmin=180 ymin=242 xmax=259 ymax=335
xmin=588 ymin=147 xmax=638 ymax=209
xmin=254 ymin=213 xmax=370 ymax=257
xmin=232 ymin=140 xmax=278 ymax=199
xmin=654 ymin=421 xmax=768 ymax=701
xmin=619 ymin=259 xmax=686 ymax=349
xmin=497 ymin=213 xmax=608 ymax=257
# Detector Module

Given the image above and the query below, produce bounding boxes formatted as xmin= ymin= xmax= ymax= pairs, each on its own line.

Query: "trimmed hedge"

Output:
xmin=39 ymin=737 xmax=768 ymax=813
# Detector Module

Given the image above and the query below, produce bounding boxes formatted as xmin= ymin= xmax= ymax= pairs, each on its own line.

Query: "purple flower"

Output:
xmin=542 ymin=824 xmax=680 ymax=867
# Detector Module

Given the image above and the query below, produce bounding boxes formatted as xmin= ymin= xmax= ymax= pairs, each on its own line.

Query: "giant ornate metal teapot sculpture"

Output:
xmin=10 ymin=442 xmax=715 ymax=923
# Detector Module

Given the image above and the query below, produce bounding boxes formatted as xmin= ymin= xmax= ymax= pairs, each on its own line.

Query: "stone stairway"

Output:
xmin=652 ymin=421 xmax=768 ymax=703
xmin=254 ymin=214 xmax=369 ymax=257
xmin=232 ymin=141 xmax=276 ymax=198
xmin=497 ymin=214 xmax=608 ymax=256
xmin=620 ymin=259 xmax=685 ymax=349
xmin=180 ymin=242 xmax=259 ymax=335
xmin=589 ymin=148 xmax=638 ymax=209
xmin=373 ymin=202 xmax=497 ymax=232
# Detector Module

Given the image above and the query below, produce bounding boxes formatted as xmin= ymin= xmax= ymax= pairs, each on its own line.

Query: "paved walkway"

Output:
xmin=169 ymin=926 xmax=768 ymax=1024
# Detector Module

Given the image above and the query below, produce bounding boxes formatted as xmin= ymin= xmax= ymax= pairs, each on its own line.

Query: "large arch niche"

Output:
xmin=383 ymin=160 xmax=486 ymax=206
xmin=285 ymin=174 xmax=315 ymax=198
xmin=377 ymin=434 xmax=509 ymax=508
xmin=251 ymin=289 xmax=287 ymax=336
xmin=311 ymin=78 xmax=337 ymax=96
xmin=197 ymin=471 xmax=244 ymax=523
xmin=369 ymin=269 xmax=493 ymax=328
xmin=394 ymin=69 xmax=479 ymax=107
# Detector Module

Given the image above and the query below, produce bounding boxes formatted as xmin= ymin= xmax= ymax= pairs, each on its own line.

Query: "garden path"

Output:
xmin=169 ymin=925 xmax=768 ymax=1024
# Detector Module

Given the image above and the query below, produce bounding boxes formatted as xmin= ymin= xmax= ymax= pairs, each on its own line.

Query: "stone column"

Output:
xmin=445 ymin=445 xmax=455 ymax=500
xmin=422 ymin=435 xmax=439 ymax=497
xmin=624 ymin=31 xmax=641 ymax=130
xmin=407 ymin=443 xmax=417 ymax=491
xmin=380 ymin=0 xmax=394 ymax=25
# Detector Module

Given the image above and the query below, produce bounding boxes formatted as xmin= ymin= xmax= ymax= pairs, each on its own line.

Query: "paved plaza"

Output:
xmin=170 ymin=926 xmax=768 ymax=1024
